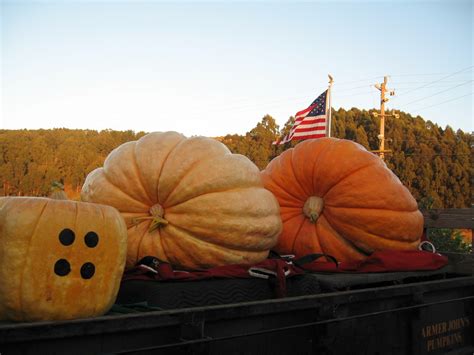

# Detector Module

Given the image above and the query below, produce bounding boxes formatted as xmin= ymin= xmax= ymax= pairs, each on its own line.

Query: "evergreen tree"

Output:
xmin=0 ymin=109 xmax=471 ymax=209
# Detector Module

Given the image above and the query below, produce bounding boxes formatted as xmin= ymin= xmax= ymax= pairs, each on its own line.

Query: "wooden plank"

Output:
xmin=422 ymin=208 xmax=474 ymax=229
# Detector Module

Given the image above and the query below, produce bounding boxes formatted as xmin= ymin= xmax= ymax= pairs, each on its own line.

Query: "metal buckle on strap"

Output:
xmin=248 ymin=267 xmax=291 ymax=279
xmin=138 ymin=264 xmax=159 ymax=274
xmin=418 ymin=240 xmax=437 ymax=253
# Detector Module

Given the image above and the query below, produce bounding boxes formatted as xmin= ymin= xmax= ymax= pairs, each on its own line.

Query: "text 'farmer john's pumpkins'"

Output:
xmin=261 ymin=138 xmax=423 ymax=262
xmin=0 ymin=197 xmax=127 ymax=322
xmin=81 ymin=132 xmax=281 ymax=270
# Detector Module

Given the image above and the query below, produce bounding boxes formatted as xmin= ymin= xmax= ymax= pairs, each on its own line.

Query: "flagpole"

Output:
xmin=326 ymin=74 xmax=334 ymax=138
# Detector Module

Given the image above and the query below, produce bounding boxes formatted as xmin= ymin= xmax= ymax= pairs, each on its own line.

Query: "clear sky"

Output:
xmin=1 ymin=0 xmax=472 ymax=136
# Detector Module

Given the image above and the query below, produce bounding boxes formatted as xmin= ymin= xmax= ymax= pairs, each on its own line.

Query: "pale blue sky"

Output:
xmin=1 ymin=0 xmax=472 ymax=136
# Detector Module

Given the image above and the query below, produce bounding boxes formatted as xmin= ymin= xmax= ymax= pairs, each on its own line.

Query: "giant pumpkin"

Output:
xmin=261 ymin=138 xmax=423 ymax=262
xmin=0 ymin=197 xmax=127 ymax=321
xmin=81 ymin=132 xmax=281 ymax=270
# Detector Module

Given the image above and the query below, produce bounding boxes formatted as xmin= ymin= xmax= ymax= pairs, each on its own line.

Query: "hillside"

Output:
xmin=0 ymin=108 xmax=472 ymax=208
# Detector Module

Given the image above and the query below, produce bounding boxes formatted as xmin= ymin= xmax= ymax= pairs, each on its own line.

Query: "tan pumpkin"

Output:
xmin=0 ymin=197 xmax=127 ymax=322
xmin=261 ymin=138 xmax=423 ymax=262
xmin=81 ymin=131 xmax=281 ymax=270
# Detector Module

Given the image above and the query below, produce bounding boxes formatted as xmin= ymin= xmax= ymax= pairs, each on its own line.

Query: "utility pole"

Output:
xmin=372 ymin=76 xmax=398 ymax=160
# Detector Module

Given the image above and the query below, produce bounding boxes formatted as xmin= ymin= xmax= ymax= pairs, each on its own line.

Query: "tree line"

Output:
xmin=0 ymin=107 xmax=472 ymax=208
xmin=219 ymin=107 xmax=472 ymax=209
xmin=0 ymin=129 xmax=145 ymax=200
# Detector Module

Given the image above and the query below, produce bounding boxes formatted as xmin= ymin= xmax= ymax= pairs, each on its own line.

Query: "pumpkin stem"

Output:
xmin=303 ymin=196 xmax=324 ymax=223
xmin=131 ymin=203 xmax=168 ymax=233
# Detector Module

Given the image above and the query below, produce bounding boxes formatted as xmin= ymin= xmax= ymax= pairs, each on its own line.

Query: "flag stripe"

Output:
xmin=296 ymin=116 xmax=326 ymax=124
xmin=273 ymin=89 xmax=329 ymax=145
xmin=295 ymin=121 xmax=326 ymax=128
xmin=291 ymin=133 xmax=326 ymax=140
xmin=294 ymin=126 xmax=326 ymax=133
xmin=292 ymin=128 xmax=326 ymax=136
xmin=295 ymin=121 xmax=326 ymax=129
xmin=295 ymin=105 xmax=315 ymax=119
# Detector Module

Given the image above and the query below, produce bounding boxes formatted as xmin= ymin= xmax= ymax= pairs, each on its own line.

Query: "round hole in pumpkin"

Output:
xmin=59 ymin=228 xmax=75 ymax=246
xmin=84 ymin=231 xmax=99 ymax=248
xmin=54 ymin=259 xmax=71 ymax=276
xmin=80 ymin=262 xmax=95 ymax=279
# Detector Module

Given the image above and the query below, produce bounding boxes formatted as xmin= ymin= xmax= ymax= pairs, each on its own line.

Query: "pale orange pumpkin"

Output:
xmin=81 ymin=132 xmax=281 ymax=270
xmin=261 ymin=138 xmax=423 ymax=262
xmin=0 ymin=197 xmax=127 ymax=321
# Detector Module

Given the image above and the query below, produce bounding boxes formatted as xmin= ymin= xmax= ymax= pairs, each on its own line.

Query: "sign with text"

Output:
xmin=414 ymin=301 xmax=473 ymax=354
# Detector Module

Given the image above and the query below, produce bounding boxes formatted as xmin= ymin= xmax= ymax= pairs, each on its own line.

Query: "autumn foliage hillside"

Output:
xmin=0 ymin=107 xmax=471 ymax=208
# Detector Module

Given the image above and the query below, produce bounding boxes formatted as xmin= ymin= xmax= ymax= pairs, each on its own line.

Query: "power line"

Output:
xmin=411 ymin=92 xmax=472 ymax=111
xmin=335 ymin=76 xmax=383 ymax=85
xmin=206 ymin=89 xmax=471 ymax=116
xmin=395 ymin=66 xmax=473 ymax=97
xmin=401 ymin=80 xmax=473 ymax=106
xmin=200 ymin=87 xmax=379 ymax=115
xmin=318 ymin=74 xmax=467 ymax=86
xmin=334 ymin=90 xmax=375 ymax=98
xmin=371 ymin=89 xmax=379 ymax=108
xmin=391 ymin=80 xmax=472 ymax=84
xmin=209 ymin=72 xmax=472 ymax=112
xmin=391 ymin=72 xmax=457 ymax=77
xmin=332 ymin=84 xmax=373 ymax=93
xmin=214 ymin=79 xmax=383 ymax=111
xmin=391 ymin=85 xmax=472 ymax=90
xmin=180 ymin=70 xmax=472 ymax=116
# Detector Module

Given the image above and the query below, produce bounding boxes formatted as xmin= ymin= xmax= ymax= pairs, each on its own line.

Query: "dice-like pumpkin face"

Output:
xmin=0 ymin=197 xmax=127 ymax=322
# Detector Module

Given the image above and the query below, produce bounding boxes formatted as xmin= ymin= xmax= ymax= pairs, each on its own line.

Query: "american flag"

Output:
xmin=273 ymin=90 xmax=329 ymax=145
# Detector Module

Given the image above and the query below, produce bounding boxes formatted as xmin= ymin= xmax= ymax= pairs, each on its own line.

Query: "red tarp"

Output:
xmin=122 ymin=250 xmax=448 ymax=297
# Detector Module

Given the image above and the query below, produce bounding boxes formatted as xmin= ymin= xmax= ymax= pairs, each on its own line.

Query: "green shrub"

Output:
xmin=427 ymin=228 xmax=472 ymax=253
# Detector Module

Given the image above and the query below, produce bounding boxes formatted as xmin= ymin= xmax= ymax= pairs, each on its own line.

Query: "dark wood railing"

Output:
xmin=422 ymin=208 xmax=474 ymax=230
xmin=422 ymin=208 xmax=473 ymax=253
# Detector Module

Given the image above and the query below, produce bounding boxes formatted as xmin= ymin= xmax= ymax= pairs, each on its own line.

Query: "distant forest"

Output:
xmin=0 ymin=107 xmax=472 ymax=208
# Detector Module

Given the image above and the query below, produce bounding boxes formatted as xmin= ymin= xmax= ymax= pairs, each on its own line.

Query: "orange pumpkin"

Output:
xmin=81 ymin=131 xmax=281 ymax=270
xmin=452 ymin=229 xmax=472 ymax=245
xmin=0 ymin=197 xmax=127 ymax=321
xmin=261 ymin=138 xmax=423 ymax=262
